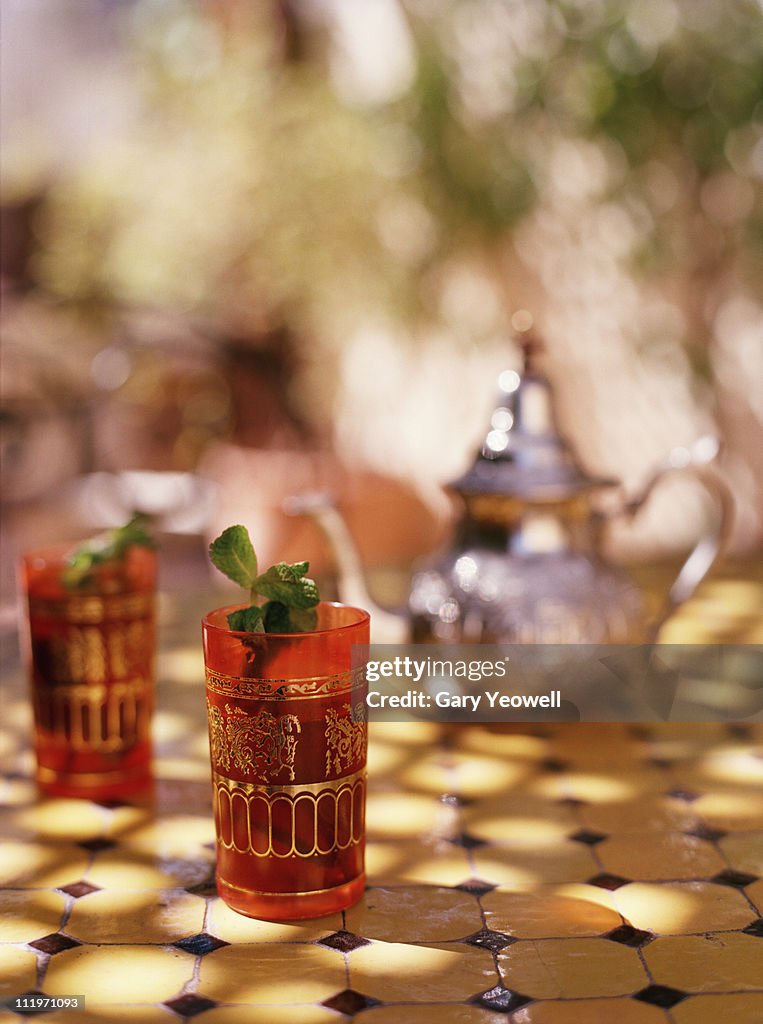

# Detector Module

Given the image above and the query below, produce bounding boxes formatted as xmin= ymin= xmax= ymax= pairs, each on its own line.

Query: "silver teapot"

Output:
xmin=291 ymin=342 xmax=733 ymax=645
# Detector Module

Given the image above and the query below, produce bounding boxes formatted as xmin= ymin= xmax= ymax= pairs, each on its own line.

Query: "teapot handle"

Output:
xmin=616 ymin=438 xmax=735 ymax=637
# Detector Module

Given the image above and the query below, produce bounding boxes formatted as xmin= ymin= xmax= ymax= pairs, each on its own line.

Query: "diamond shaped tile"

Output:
xmin=448 ymin=832 xmax=488 ymax=850
xmin=59 ymin=881 xmax=101 ymax=899
xmin=318 ymin=930 xmax=370 ymax=953
xmin=603 ymin=925 xmax=654 ymax=948
xmin=685 ymin=824 xmax=727 ymax=842
xmin=77 ymin=838 xmax=117 ymax=854
xmin=163 ymin=994 xmax=218 ymax=1017
xmin=173 ymin=933 xmax=229 ymax=957
xmin=711 ymin=869 xmax=758 ymax=889
xmin=454 ymin=878 xmax=497 ymax=896
xmin=666 ymin=788 xmax=700 ymax=803
xmin=185 ymin=879 xmax=218 ymax=897
xmin=321 ymin=989 xmax=380 ymax=1014
xmin=742 ymin=918 xmax=763 ymax=938
xmin=569 ymin=829 xmax=607 ymax=846
xmin=472 ymin=985 xmax=533 ymax=1013
xmin=633 ymin=984 xmax=687 ymax=1008
xmin=28 ymin=933 xmax=81 ymax=955
xmin=587 ymin=872 xmax=631 ymax=891
xmin=463 ymin=928 xmax=516 ymax=953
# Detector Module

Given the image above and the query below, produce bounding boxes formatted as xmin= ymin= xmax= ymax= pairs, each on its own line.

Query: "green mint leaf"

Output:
xmin=286 ymin=561 xmax=310 ymax=578
xmin=208 ymin=526 xmax=322 ymax=633
xmin=226 ymin=605 xmax=265 ymax=632
xmin=263 ymin=600 xmax=291 ymax=632
xmin=255 ymin=563 xmax=320 ymax=609
xmin=61 ymin=552 xmax=97 ymax=589
xmin=288 ymin=606 xmax=318 ymax=632
xmin=62 ymin=513 xmax=156 ymax=590
xmin=209 ymin=525 xmax=258 ymax=589
xmin=109 ymin=514 xmax=156 ymax=557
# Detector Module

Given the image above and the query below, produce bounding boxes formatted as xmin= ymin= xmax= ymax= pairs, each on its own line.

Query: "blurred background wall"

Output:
xmin=2 ymin=0 xmax=762 ymax=612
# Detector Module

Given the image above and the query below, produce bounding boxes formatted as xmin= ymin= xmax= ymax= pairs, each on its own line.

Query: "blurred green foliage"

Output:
xmin=400 ymin=0 xmax=763 ymax=271
xmin=27 ymin=0 xmax=763 ymax=377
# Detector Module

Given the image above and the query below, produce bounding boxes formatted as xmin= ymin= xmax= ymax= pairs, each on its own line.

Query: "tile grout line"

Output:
xmin=457 ymin=731 xmax=513 ymax=997
xmin=340 ymin=909 xmax=351 ymax=989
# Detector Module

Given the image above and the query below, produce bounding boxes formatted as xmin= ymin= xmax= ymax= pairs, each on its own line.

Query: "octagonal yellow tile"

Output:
xmin=194 ymin=1008 xmax=340 ymax=1024
xmin=718 ymin=831 xmax=763 ymax=876
xmin=597 ymin=832 xmax=724 ymax=881
xmin=198 ymin=945 xmax=345 ymax=1004
xmin=0 ymin=842 xmax=89 ymax=888
xmin=206 ymin=898 xmax=342 ymax=943
xmin=643 ymin=932 xmax=763 ymax=992
xmin=348 ymin=942 xmax=495 ymax=1002
xmin=86 ymin=850 xmax=210 ymax=890
xmin=65 ymin=889 xmax=205 ymax=943
xmin=361 ymin=1002 xmax=510 ymax=1023
xmin=42 ymin=1009 xmax=176 ymax=1024
xmin=498 ymin=939 xmax=647 ymax=998
xmin=0 ymin=890 xmax=66 ymax=942
xmin=0 ymin=947 xmax=37 ymax=998
xmin=614 ymin=881 xmax=754 ymax=935
xmin=345 ymin=886 xmax=482 ymax=943
xmin=365 ymin=839 xmax=471 ymax=886
xmin=483 ymin=889 xmax=621 ymax=939
xmin=671 ymin=993 xmax=763 ymax=1024
xmin=15 ymin=800 xmax=108 ymax=842
xmin=45 ymin=945 xmax=194 ymax=1003
xmin=510 ymin=997 xmax=666 ymax=1022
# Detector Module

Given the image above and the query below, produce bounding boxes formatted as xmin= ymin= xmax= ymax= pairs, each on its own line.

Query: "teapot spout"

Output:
xmin=283 ymin=492 xmax=409 ymax=643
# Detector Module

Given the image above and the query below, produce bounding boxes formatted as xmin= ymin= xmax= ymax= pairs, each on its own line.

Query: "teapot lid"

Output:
xmin=449 ymin=333 xmax=617 ymax=501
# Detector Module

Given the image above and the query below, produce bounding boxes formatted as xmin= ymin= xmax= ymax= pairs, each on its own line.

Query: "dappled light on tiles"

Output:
xmin=531 ymin=773 xmax=635 ymax=803
xmin=366 ymin=793 xmax=455 ymax=838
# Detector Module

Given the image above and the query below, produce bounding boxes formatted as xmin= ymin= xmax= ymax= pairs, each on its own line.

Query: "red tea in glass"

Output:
xmin=202 ymin=602 xmax=369 ymax=920
xmin=21 ymin=544 xmax=156 ymax=800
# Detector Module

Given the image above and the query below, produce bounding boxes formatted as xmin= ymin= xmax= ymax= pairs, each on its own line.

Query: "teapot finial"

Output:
xmin=449 ymin=322 xmax=617 ymax=501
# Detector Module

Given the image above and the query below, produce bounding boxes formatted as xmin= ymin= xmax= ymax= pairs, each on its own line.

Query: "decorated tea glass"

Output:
xmin=21 ymin=543 xmax=156 ymax=799
xmin=202 ymin=602 xmax=369 ymax=920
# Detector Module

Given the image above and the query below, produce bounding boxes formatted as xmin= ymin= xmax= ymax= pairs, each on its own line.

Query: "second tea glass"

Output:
xmin=21 ymin=544 xmax=156 ymax=800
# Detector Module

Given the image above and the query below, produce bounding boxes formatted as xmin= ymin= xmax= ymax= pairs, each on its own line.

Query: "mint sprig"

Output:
xmin=62 ymin=513 xmax=156 ymax=589
xmin=209 ymin=525 xmax=319 ymax=633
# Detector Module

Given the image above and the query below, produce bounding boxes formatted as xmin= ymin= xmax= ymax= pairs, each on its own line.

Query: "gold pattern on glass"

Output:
xmin=213 ymin=770 xmax=366 ymax=858
xmin=219 ymin=877 xmax=353 ymax=898
xmin=205 ymin=666 xmax=364 ymax=701
xmin=51 ymin=627 xmax=107 ymax=684
xmin=29 ymin=593 xmax=153 ymax=624
xmin=40 ymin=621 xmax=152 ymax=688
xmin=207 ymin=701 xmax=301 ymax=781
xmin=324 ymin=703 xmax=367 ymax=777
xmin=37 ymin=763 xmax=151 ymax=785
xmin=34 ymin=677 xmax=151 ymax=752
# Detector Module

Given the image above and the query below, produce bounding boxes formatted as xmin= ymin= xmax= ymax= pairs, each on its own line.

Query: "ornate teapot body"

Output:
xmin=409 ymin=499 xmax=645 ymax=644
xmin=291 ymin=344 xmax=732 ymax=644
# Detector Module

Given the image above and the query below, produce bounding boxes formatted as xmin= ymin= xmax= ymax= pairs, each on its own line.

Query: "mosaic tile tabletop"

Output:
xmin=1 ymin=579 xmax=762 ymax=1024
